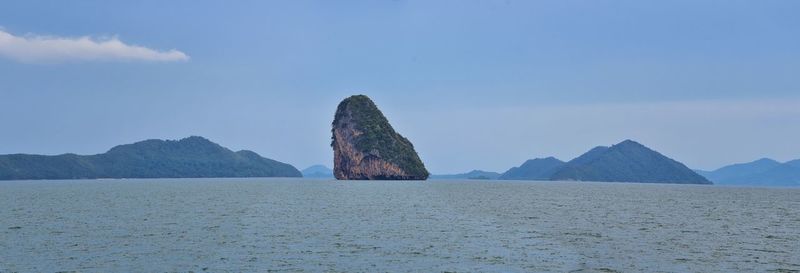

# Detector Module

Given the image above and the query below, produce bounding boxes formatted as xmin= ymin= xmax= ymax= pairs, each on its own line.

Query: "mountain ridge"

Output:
xmin=499 ymin=140 xmax=710 ymax=184
xmin=301 ymin=165 xmax=334 ymax=178
xmin=549 ymin=140 xmax=711 ymax=184
xmin=430 ymin=170 xmax=501 ymax=180
xmin=698 ymin=158 xmax=800 ymax=186
xmin=0 ymin=136 xmax=301 ymax=180
xmin=498 ymin=157 xmax=564 ymax=180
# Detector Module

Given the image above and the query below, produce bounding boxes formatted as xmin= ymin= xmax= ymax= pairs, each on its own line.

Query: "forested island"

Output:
xmin=0 ymin=136 xmax=301 ymax=180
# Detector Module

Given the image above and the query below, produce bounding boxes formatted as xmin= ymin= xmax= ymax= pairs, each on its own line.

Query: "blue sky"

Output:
xmin=1 ymin=0 xmax=799 ymax=173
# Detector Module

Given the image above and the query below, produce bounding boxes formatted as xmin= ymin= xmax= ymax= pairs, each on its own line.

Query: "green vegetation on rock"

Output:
xmin=332 ymin=95 xmax=429 ymax=179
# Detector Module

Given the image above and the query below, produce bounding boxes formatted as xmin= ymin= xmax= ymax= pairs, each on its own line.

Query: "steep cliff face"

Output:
xmin=331 ymin=95 xmax=429 ymax=180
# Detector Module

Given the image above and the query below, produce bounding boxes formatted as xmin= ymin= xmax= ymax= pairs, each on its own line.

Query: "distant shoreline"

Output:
xmin=1 ymin=177 xmax=798 ymax=188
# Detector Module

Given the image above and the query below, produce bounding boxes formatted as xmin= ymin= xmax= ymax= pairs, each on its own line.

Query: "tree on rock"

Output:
xmin=331 ymin=95 xmax=429 ymax=180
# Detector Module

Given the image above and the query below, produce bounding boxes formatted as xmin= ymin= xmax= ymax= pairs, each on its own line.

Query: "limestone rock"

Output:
xmin=331 ymin=95 xmax=429 ymax=180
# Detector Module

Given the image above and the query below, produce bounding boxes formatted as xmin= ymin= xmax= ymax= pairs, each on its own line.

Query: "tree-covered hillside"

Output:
xmin=0 ymin=136 xmax=301 ymax=180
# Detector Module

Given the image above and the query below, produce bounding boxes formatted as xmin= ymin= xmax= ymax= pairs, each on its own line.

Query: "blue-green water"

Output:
xmin=1 ymin=179 xmax=798 ymax=272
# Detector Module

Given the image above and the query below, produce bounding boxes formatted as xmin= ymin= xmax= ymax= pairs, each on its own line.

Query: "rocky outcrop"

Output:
xmin=331 ymin=95 xmax=429 ymax=180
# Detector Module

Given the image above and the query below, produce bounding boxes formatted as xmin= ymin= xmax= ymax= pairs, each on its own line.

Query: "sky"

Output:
xmin=1 ymin=0 xmax=799 ymax=173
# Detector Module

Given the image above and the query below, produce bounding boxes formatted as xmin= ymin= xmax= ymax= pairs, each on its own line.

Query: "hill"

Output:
xmin=0 ymin=136 xmax=301 ymax=180
xmin=550 ymin=140 xmax=711 ymax=184
xmin=301 ymin=165 xmax=334 ymax=178
xmin=700 ymin=158 xmax=781 ymax=182
xmin=430 ymin=170 xmax=501 ymax=180
xmin=498 ymin=157 xmax=564 ymax=180
xmin=698 ymin=158 xmax=800 ymax=186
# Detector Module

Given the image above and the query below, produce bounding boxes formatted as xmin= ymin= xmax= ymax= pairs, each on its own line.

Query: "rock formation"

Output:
xmin=331 ymin=95 xmax=429 ymax=180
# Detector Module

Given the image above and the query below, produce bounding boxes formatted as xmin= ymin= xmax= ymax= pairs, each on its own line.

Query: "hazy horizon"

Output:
xmin=2 ymin=1 xmax=800 ymax=173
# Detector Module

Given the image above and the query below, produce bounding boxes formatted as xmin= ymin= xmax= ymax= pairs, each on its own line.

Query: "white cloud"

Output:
xmin=0 ymin=29 xmax=189 ymax=63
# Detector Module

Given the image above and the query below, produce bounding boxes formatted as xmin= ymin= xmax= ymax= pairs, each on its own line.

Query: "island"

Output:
xmin=331 ymin=95 xmax=429 ymax=180
xmin=0 ymin=136 xmax=301 ymax=180
xmin=499 ymin=140 xmax=711 ymax=184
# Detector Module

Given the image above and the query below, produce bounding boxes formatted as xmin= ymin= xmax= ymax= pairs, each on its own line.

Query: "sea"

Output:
xmin=1 ymin=178 xmax=798 ymax=272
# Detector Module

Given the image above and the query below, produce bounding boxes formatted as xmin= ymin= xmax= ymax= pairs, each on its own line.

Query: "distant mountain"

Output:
xmin=550 ymin=140 xmax=711 ymax=184
xmin=498 ymin=157 xmax=564 ymax=180
xmin=496 ymin=140 xmax=708 ymax=184
xmin=302 ymin=165 xmax=334 ymax=178
xmin=700 ymin=158 xmax=781 ymax=182
xmin=430 ymin=170 xmax=501 ymax=180
xmin=698 ymin=158 xmax=800 ymax=186
xmin=0 ymin=136 xmax=301 ymax=180
xmin=785 ymin=159 xmax=800 ymax=168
